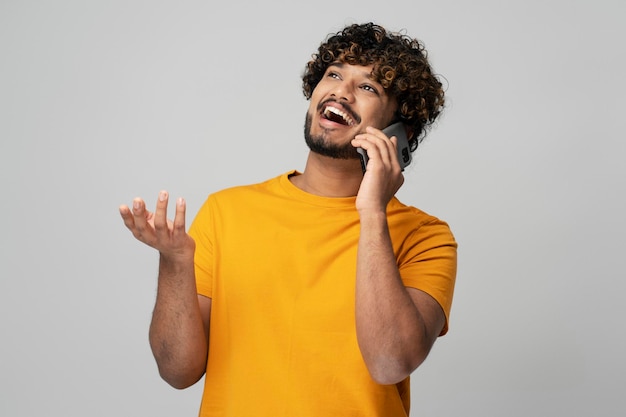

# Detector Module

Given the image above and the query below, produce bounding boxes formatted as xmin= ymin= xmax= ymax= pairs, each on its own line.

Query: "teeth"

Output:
xmin=323 ymin=106 xmax=354 ymax=126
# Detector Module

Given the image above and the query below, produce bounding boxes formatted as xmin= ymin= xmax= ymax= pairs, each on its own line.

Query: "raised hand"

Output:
xmin=351 ymin=126 xmax=405 ymax=213
xmin=119 ymin=191 xmax=195 ymax=262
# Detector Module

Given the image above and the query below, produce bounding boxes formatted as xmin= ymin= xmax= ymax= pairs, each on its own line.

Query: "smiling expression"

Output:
xmin=304 ymin=62 xmax=398 ymax=160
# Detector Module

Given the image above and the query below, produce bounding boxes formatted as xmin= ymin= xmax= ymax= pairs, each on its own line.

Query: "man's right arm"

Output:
xmin=119 ymin=192 xmax=210 ymax=389
xmin=149 ymin=256 xmax=211 ymax=389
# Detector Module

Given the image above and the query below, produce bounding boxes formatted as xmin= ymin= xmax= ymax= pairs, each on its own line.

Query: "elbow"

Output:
xmin=164 ymin=376 xmax=194 ymax=390
xmin=365 ymin=352 xmax=428 ymax=385
xmin=152 ymin=346 xmax=207 ymax=390
xmin=158 ymin=366 xmax=205 ymax=390
xmin=367 ymin=362 xmax=418 ymax=386
xmin=149 ymin=336 xmax=208 ymax=389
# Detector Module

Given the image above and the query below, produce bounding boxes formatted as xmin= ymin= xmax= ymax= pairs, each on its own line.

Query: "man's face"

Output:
xmin=304 ymin=63 xmax=398 ymax=160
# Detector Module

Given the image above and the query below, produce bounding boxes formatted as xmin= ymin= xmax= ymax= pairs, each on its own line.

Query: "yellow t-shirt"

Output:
xmin=188 ymin=171 xmax=457 ymax=417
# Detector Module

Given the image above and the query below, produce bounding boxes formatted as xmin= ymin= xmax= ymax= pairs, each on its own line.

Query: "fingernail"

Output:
xmin=159 ymin=191 xmax=168 ymax=201
xmin=133 ymin=199 xmax=140 ymax=210
xmin=177 ymin=197 xmax=184 ymax=206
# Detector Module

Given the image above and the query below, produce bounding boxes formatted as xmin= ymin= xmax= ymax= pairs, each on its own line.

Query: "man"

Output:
xmin=120 ymin=22 xmax=457 ymax=417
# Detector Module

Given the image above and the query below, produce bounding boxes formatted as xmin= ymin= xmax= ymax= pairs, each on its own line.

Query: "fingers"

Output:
xmin=172 ymin=197 xmax=187 ymax=237
xmin=119 ymin=204 xmax=134 ymax=228
xmin=119 ymin=192 xmax=188 ymax=247
xmin=154 ymin=191 xmax=170 ymax=240
xmin=353 ymin=128 xmax=405 ymax=212
xmin=353 ymin=126 xmax=400 ymax=171
xmin=119 ymin=198 xmax=146 ymax=233
xmin=151 ymin=191 xmax=187 ymax=239
xmin=125 ymin=197 xmax=156 ymax=244
xmin=119 ymin=191 xmax=194 ymax=261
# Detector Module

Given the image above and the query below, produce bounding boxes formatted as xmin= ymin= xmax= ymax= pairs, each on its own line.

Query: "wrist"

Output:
xmin=159 ymin=248 xmax=195 ymax=273
xmin=357 ymin=207 xmax=387 ymax=219
xmin=358 ymin=209 xmax=389 ymax=232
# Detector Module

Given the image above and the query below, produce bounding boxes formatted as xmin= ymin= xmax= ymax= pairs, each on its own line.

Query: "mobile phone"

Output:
xmin=357 ymin=122 xmax=412 ymax=173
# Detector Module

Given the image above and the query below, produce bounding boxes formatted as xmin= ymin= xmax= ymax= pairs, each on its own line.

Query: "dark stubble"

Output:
xmin=303 ymin=112 xmax=360 ymax=160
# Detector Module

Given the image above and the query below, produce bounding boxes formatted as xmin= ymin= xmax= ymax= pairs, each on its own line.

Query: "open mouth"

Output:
xmin=322 ymin=106 xmax=356 ymax=126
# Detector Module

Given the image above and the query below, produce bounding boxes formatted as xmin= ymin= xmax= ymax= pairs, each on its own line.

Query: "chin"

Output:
xmin=304 ymin=112 xmax=359 ymax=160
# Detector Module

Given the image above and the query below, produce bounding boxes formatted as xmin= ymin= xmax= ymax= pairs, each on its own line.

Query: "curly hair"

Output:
xmin=302 ymin=23 xmax=445 ymax=150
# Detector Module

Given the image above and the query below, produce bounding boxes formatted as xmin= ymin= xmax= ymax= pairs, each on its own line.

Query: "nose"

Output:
xmin=331 ymin=80 xmax=355 ymax=102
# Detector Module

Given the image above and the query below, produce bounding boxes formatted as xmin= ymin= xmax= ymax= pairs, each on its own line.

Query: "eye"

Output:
xmin=361 ymin=84 xmax=379 ymax=95
xmin=327 ymin=71 xmax=341 ymax=80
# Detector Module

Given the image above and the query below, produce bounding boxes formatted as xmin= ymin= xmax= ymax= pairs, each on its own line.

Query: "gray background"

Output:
xmin=1 ymin=0 xmax=625 ymax=415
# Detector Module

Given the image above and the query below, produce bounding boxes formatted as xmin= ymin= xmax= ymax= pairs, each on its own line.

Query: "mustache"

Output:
xmin=316 ymin=98 xmax=361 ymax=125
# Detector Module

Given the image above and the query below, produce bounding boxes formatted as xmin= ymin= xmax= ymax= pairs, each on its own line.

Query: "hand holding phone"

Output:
xmin=356 ymin=122 xmax=412 ymax=174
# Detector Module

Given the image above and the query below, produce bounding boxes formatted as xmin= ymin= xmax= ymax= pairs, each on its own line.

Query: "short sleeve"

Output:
xmin=188 ymin=196 xmax=215 ymax=298
xmin=398 ymin=219 xmax=457 ymax=335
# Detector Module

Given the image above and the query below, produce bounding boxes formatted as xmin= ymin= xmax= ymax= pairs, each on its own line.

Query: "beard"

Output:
xmin=303 ymin=112 xmax=360 ymax=160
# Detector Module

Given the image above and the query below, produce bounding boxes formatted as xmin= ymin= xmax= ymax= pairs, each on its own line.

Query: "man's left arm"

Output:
xmin=352 ymin=126 xmax=447 ymax=385
xmin=355 ymin=210 xmax=446 ymax=385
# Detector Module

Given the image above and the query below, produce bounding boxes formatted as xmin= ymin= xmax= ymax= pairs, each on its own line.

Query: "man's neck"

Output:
xmin=290 ymin=152 xmax=363 ymax=198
